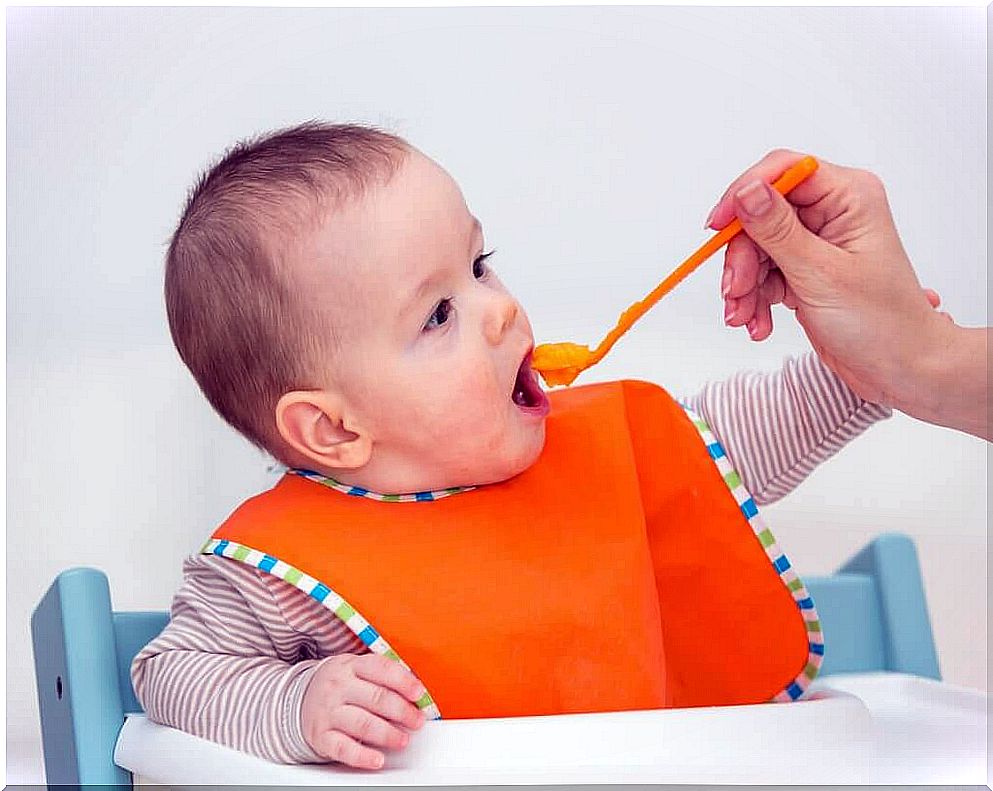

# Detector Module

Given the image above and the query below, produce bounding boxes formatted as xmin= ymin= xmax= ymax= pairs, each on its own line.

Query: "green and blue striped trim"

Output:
xmin=680 ymin=403 xmax=825 ymax=701
xmin=289 ymin=468 xmax=476 ymax=502
xmin=199 ymin=536 xmax=443 ymax=720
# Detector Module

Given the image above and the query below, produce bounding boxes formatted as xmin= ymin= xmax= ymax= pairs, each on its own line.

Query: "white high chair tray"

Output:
xmin=115 ymin=672 xmax=987 ymax=786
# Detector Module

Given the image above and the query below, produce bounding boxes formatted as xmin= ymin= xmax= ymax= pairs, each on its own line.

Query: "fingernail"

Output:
xmin=747 ymin=318 xmax=758 ymax=337
xmin=704 ymin=204 xmax=718 ymax=229
xmin=735 ymin=180 xmax=773 ymax=218
xmin=723 ymin=299 xmax=736 ymax=323
xmin=720 ymin=269 xmax=732 ymax=298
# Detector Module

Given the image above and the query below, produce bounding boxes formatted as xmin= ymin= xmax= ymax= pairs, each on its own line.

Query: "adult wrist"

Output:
xmin=898 ymin=320 xmax=990 ymax=440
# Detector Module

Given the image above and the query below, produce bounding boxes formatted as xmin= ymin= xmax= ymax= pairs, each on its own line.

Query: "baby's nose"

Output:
xmin=484 ymin=295 xmax=519 ymax=345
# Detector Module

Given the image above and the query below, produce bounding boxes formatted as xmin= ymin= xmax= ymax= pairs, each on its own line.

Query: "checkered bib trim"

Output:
xmin=203 ymin=403 xmax=822 ymax=717
xmin=679 ymin=403 xmax=825 ymax=701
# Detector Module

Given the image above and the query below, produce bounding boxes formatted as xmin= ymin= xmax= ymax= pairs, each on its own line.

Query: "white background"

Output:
xmin=6 ymin=6 xmax=987 ymax=783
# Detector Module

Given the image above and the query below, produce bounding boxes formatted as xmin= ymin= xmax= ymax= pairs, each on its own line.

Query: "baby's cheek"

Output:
xmin=454 ymin=371 xmax=507 ymax=435
xmin=458 ymin=365 xmax=504 ymax=408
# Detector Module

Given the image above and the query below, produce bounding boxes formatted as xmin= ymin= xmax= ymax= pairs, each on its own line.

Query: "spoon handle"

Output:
xmin=590 ymin=155 xmax=820 ymax=365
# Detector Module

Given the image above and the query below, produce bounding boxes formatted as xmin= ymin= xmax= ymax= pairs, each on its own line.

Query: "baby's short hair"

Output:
xmin=165 ymin=120 xmax=409 ymax=461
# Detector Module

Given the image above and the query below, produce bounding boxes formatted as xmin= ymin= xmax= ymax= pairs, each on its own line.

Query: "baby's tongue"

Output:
xmin=513 ymin=365 xmax=528 ymax=405
xmin=512 ymin=358 xmax=540 ymax=407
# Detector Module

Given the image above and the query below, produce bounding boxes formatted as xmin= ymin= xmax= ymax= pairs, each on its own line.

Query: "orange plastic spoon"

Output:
xmin=532 ymin=156 xmax=820 ymax=386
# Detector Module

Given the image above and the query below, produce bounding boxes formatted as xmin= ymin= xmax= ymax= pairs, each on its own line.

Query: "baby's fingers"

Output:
xmin=333 ymin=705 xmax=410 ymax=751
xmin=354 ymin=654 xmax=426 ymax=704
xmin=313 ymin=729 xmax=386 ymax=771
xmin=349 ymin=679 xmax=425 ymax=731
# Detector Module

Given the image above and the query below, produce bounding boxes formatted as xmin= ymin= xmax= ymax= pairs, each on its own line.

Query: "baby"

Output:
xmin=133 ymin=122 xmax=891 ymax=770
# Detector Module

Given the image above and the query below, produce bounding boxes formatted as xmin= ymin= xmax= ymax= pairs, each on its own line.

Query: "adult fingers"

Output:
xmin=747 ymin=271 xmax=788 ymax=342
xmin=731 ymin=180 xmax=840 ymax=287
xmin=705 ymin=150 xmax=860 ymax=233
xmin=924 ymin=288 xmax=941 ymax=309
xmin=332 ymin=705 xmax=411 ymax=751
xmin=782 ymin=282 xmax=800 ymax=310
xmin=708 ymin=150 xmax=806 ymax=230
xmin=761 ymin=268 xmax=788 ymax=307
xmin=313 ymin=729 xmax=386 ymax=770
xmin=722 ymin=234 xmax=770 ymax=300
xmin=725 ymin=268 xmax=791 ymax=334
xmin=725 ymin=286 xmax=759 ymax=328
xmin=353 ymin=654 xmax=426 ymax=704
xmin=347 ymin=678 xmax=425 ymax=731
xmin=747 ymin=295 xmax=774 ymax=341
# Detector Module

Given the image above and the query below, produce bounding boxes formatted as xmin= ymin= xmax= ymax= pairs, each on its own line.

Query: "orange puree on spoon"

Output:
xmin=532 ymin=156 xmax=819 ymax=387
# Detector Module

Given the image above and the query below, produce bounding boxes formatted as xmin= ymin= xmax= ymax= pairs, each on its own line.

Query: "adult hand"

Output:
xmin=300 ymin=653 xmax=426 ymax=769
xmin=706 ymin=150 xmax=989 ymax=441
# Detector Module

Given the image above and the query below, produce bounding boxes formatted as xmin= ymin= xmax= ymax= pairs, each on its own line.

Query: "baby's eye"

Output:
xmin=473 ymin=249 xmax=495 ymax=280
xmin=423 ymin=298 xmax=453 ymax=331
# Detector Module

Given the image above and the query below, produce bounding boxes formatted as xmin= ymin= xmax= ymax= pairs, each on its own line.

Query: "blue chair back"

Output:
xmin=807 ymin=533 xmax=940 ymax=678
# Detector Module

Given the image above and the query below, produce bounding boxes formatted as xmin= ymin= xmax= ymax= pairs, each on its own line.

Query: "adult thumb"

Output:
xmin=732 ymin=179 xmax=835 ymax=281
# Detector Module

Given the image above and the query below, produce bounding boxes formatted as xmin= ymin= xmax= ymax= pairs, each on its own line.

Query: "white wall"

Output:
xmin=6 ymin=6 xmax=987 ymax=783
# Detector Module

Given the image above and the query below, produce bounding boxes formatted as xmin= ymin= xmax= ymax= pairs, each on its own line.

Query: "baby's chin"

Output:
xmin=408 ymin=424 xmax=547 ymax=491
xmin=467 ymin=421 xmax=547 ymax=488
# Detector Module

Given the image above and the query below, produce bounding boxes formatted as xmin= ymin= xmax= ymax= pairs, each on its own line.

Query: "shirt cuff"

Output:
xmin=281 ymin=659 xmax=330 ymax=764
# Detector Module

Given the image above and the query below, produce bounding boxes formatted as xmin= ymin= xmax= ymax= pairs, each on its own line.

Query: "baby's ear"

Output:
xmin=275 ymin=390 xmax=372 ymax=471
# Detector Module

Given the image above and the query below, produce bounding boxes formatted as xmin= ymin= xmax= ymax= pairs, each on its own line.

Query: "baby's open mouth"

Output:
xmin=512 ymin=350 xmax=550 ymax=414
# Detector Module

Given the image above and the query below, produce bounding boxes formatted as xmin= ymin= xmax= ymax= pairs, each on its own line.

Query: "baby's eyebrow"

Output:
xmin=401 ymin=217 xmax=483 ymax=319
xmin=404 ymin=272 xmax=443 ymax=318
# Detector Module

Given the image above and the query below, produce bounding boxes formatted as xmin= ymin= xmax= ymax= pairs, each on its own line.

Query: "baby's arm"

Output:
xmin=131 ymin=554 xmax=420 ymax=766
xmin=682 ymin=352 xmax=891 ymax=505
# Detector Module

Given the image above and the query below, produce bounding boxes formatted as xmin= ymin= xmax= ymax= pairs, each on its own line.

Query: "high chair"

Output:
xmin=32 ymin=532 xmax=982 ymax=787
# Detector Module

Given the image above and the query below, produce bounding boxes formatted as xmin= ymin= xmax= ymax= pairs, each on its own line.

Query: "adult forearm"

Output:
xmin=901 ymin=325 xmax=991 ymax=441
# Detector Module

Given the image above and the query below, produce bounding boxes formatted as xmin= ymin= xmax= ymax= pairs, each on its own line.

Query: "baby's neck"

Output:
xmin=299 ymin=457 xmax=477 ymax=497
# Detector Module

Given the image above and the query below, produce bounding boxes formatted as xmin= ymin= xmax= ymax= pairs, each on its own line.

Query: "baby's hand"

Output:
xmin=300 ymin=653 xmax=427 ymax=770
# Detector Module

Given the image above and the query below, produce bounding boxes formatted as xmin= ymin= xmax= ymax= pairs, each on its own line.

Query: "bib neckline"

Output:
xmin=288 ymin=468 xmax=477 ymax=503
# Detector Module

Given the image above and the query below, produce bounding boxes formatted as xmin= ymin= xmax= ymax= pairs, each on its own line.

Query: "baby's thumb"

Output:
xmin=732 ymin=179 xmax=835 ymax=283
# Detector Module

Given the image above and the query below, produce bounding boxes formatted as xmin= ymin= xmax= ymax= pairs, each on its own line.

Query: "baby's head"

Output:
xmin=166 ymin=121 xmax=549 ymax=494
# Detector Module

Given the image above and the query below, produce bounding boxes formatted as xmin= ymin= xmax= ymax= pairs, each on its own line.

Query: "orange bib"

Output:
xmin=205 ymin=380 xmax=821 ymax=719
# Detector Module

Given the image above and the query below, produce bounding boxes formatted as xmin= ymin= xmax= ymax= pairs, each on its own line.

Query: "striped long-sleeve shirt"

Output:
xmin=131 ymin=353 xmax=890 ymax=764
